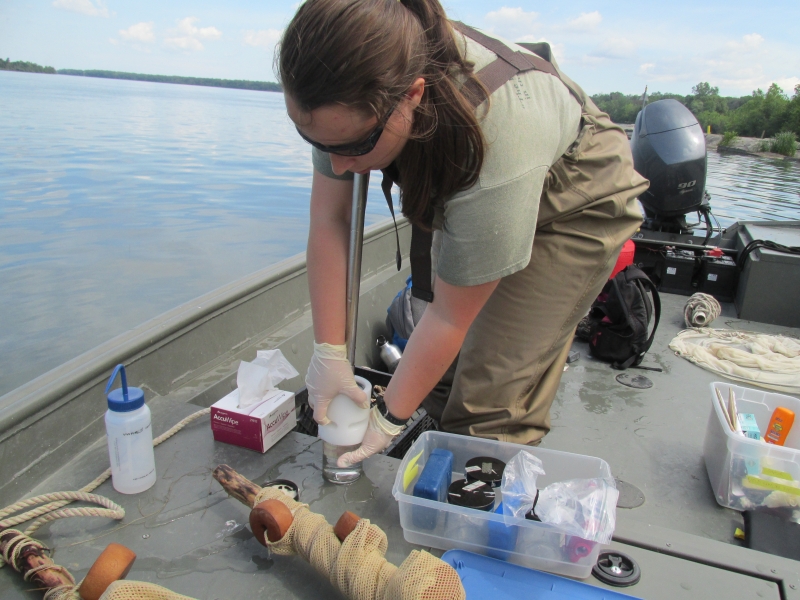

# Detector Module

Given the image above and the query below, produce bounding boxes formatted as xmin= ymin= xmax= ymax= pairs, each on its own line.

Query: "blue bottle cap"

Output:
xmin=105 ymin=364 xmax=145 ymax=412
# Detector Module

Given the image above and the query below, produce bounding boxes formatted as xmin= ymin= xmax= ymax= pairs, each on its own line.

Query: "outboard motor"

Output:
xmin=631 ymin=99 xmax=708 ymax=234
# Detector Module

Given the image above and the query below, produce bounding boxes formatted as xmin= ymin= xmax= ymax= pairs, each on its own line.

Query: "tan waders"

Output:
xmin=420 ymin=25 xmax=649 ymax=445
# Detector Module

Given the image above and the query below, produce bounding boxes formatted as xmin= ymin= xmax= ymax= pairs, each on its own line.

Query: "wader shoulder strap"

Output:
xmin=452 ymin=21 xmax=560 ymax=107
xmin=406 ymin=22 xmax=576 ymax=304
xmin=452 ymin=21 xmax=584 ymax=109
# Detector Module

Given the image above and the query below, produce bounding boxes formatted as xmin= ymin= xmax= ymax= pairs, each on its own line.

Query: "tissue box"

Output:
xmin=211 ymin=388 xmax=296 ymax=453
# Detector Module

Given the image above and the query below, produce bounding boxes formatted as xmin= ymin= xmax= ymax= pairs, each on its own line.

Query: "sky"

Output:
xmin=1 ymin=0 xmax=798 ymax=97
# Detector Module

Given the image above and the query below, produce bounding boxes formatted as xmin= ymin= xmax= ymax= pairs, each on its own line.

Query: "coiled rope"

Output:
xmin=0 ymin=529 xmax=80 ymax=600
xmin=0 ymin=407 xmax=210 ymax=578
xmin=684 ymin=292 xmax=722 ymax=328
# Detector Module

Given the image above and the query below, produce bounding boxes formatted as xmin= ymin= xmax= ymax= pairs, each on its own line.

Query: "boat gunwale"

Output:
xmin=0 ymin=217 xmax=407 ymax=436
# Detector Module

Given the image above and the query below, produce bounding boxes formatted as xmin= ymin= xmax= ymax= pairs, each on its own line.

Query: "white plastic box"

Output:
xmin=703 ymin=382 xmax=800 ymax=511
xmin=391 ymin=431 xmax=613 ymax=579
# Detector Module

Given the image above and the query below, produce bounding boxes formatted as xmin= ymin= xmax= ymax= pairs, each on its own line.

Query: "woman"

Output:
xmin=278 ymin=0 xmax=648 ymax=467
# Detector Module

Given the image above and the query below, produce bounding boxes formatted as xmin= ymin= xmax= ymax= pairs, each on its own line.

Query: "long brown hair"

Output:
xmin=277 ymin=0 xmax=487 ymax=227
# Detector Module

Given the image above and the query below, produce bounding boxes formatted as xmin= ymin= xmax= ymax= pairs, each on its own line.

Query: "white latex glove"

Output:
xmin=305 ymin=342 xmax=369 ymax=426
xmin=337 ymin=406 xmax=404 ymax=467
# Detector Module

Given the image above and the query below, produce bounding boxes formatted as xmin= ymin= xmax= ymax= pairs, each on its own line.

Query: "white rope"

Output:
xmin=0 ymin=528 xmax=79 ymax=598
xmin=0 ymin=407 xmax=210 ymax=573
xmin=684 ymin=292 xmax=722 ymax=327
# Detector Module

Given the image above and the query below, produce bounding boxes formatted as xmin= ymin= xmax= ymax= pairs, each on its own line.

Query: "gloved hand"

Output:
xmin=305 ymin=342 xmax=370 ymax=426
xmin=337 ymin=406 xmax=405 ymax=467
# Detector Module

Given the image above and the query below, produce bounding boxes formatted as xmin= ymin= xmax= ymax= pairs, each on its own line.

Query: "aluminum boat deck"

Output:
xmin=3 ymin=290 xmax=799 ymax=599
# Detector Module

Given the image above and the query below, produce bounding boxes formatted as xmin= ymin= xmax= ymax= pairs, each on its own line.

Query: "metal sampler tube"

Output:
xmin=345 ymin=173 xmax=369 ymax=368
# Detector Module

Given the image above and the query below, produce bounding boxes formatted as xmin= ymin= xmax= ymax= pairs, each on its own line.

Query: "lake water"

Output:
xmin=1 ymin=71 xmax=799 ymax=397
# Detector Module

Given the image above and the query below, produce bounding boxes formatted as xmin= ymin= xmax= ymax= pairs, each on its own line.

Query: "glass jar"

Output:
xmin=322 ymin=441 xmax=363 ymax=484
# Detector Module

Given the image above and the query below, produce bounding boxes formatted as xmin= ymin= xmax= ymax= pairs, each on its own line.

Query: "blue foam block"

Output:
xmin=412 ymin=448 xmax=453 ymax=530
xmin=413 ymin=448 xmax=453 ymax=502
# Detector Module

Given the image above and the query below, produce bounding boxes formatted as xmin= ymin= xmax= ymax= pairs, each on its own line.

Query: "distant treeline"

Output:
xmin=4 ymin=59 xmax=798 ymax=136
xmin=58 ymin=69 xmax=282 ymax=92
xmin=591 ymin=82 xmax=800 ymax=138
xmin=0 ymin=58 xmax=56 ymax=74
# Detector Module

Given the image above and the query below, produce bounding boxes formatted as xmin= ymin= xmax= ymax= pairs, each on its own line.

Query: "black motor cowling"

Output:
xmin=630 ymin=99 xmax=707 ymax=221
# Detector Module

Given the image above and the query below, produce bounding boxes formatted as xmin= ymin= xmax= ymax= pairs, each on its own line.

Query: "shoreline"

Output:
xmin=618 ymin=122 xmax=798 ymax=164
xmin=704 ymin=133 xmax=799 ymax=164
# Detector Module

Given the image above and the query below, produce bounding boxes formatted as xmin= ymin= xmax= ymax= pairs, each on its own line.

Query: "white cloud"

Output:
xmin=590 ymin=38 xmax=637 ymax=60
xmin=639 ymin=63 xmax=655 ymax=75
xmin=484 ymin=7 xmax=540 ymax=42
xmin=52 ymin=0 xmax=109 ymax=18
xmin=165 ymin=36 xmax=204 ymax=52
xmin=773 ymin=77 xmax=800 ymax=93
xmin=639 ymin=32 xmax=799 ymax=94
xmin=742 ymin=33 xmax=764 ymax=49
xmin=164 ymin=17 xmax=221 ymax=52
xmin=119 ymin=22 xmax=155 ymax=44
xmin=178 ymin=17 xmax=221 ymax=40
xmin=243 ymin=29 xmax=282 ymax=49
xmin=564 ymin=11 xmax=602 ymax=32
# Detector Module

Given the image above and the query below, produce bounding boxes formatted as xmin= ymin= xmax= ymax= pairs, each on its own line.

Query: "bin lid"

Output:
xmin=442 ymin=550 xmax=640 ymax=599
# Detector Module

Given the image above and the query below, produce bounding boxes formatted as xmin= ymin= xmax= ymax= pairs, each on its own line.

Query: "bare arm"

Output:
xmin=307 ymin=169 xmax=354 ymax=345
xmin=383 ymin=275 xmax=499 ymax=420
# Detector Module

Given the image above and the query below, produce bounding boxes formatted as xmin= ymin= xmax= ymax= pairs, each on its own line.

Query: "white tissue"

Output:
xmin=237 ymin=349 xmax=299 ymax=408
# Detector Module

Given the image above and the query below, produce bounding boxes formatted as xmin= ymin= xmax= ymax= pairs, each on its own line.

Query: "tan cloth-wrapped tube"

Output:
xmin=100 ymin=581 xmax=195 ymax=600
xmin=250 ymin=487 xmax=464 ymax=600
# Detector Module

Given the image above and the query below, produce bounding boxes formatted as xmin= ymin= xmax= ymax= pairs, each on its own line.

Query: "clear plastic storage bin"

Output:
xmin=391 ymin=431 xmax=614 ymax=579
xmin=703 ymin=382 xmax=800 ymax=511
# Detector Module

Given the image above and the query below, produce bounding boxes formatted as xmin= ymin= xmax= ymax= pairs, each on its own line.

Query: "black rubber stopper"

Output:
xmin=447 ymin=479 xmax=496 ymax=511
xmin=465 ymin=456 xmax=506 ymax=488
xmin=262 ymin=479 xmax=300 ymax=501
xmin=592 ymin=550 xmax=641 ymax=587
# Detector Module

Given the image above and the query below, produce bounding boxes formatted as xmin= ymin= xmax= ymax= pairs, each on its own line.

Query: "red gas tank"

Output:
xmin=609 ymin=240 xmax=635 ymax=279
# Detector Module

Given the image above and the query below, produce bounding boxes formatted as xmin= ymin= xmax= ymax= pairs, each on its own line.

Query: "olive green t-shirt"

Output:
xmin=311 ymin=28 xmax=581 ymax=287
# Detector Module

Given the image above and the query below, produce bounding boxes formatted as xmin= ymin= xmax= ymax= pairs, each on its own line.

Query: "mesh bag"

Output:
xmin=99 ymin=581 xmax=195 ymax=600
xmin=384 ymin=550 xmax=465 ymax=600
xmin=252 ymin=487 xmax=465 ymax=600
xmin=253 ymin=487 xmax=341 ymax=578
xmin=332 ymin=519 xmax=396 ymax=600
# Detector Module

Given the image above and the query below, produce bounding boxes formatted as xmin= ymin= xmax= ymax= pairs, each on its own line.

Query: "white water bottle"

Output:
xmin=104 ymin=364 xmax=156 ymax=494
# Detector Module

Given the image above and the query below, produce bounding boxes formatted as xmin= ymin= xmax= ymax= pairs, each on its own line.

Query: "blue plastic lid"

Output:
xmin=105 ymin=364 xmax=145 ymax=412
xmin=442 ymin=550 xmax=640 ymax=599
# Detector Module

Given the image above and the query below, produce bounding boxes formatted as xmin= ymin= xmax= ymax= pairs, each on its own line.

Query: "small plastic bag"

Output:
xmin=535 ymin=478 xmax=619 ymax=544
xmin=237 ymin=349 xmax=299 ymax=408
xmin=500 ymin=450 xmax=619 ymax=544
xmin=500 ymin=451 xmax=545 ymax=520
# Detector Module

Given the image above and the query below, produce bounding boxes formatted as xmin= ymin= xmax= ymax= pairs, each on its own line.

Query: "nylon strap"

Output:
xmin=380 ymin=172 xmax=403 ymax=271
xmin=380 ymin=167 xmax=433 ymax=301
xmin=409 ymin=225 xmax=434 ymax=302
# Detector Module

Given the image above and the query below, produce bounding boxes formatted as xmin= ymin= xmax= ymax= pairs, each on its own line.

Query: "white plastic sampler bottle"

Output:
xmin=104 ymin=364 xmax=157 ymax=494
xmin=317 ymin=375 xmax=371 ymax=484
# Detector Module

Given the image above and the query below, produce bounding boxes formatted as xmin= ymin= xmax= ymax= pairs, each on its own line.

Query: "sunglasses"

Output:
xmin=295 ymin=104 xmax=396 ymax=157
